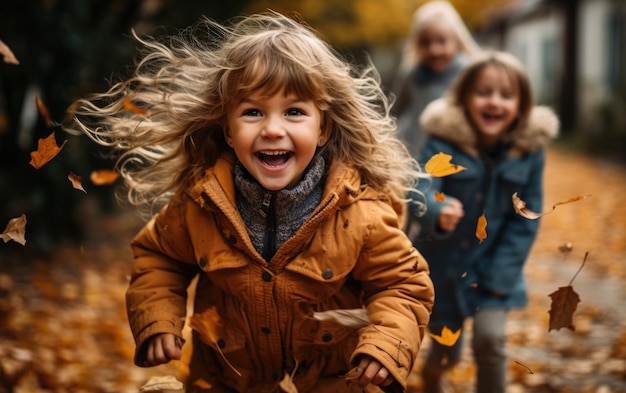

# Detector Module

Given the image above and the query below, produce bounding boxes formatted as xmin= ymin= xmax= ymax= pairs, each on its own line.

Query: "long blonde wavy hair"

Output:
xmin=65 ymin=11 xmax=423 ymax=213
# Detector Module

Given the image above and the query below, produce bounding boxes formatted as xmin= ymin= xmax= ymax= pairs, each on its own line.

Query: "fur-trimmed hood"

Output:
xmin=420 ymin=98 xmax=559 ymax=157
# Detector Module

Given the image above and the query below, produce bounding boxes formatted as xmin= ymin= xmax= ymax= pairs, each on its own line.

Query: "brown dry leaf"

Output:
xmin=512 ymin=192 xmax=590 ymax=220
xmin=29 ymin=132 xmax=68 ymax=169
xmin=0 ymin=39 xmax=19 ymax=65
xmin=312 ymin=308 xmax=370 ymax=329
xmin=429 ymin=326 xmax=461 ymax=346
xmin=278 ymin=371 xmax=298 ymax=393
xmin=189 ymin=306 xmax=223 ymax=344
xmin=434 ymin=192 xmax=446 ymax=202
xmin=1 ymin=214 xmax=27 ymax=246
xmin=90 ymin=169 xmax=120 ymax=185
xmin=139 ymin=375 xmax=184 ymax=392
xmin=476 ymin=213 xmax=487 ymax=243
xmin=424 ymin=152 xmax=467 ymax=177
xmin=548 ymin=286 xmax=580 ymax=331
xmin=68 ymin=172 xmax=87 ymax=193
xmin=123 ymin=98 xmax=148 ymax=115
xmin=192 ymin=379 xmax=213 ymax=391
xmin=35 ymin=96 xmax=52 ymax=127
xmin=344 ymin=366 xmax=363 ymax=383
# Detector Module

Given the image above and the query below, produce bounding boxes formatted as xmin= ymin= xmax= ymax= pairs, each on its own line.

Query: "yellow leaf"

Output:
xmin=90 ymin=169 xmax=120 ymax=185
xmin=424 ymin=152 xmax=467 ymax=177
xmin=0 ymin=214 xmax=27 ymax=246
xmin=434 ymin=192 xmax=446 ymax=202
xmin=476 ymin=213 xmax=487 ymax=243
xmin=139 ymin=375 xmax=184 ymax=392
xmin=189 ymin=306 xmax=222 ymax=344
xmin=68 ymin=172 xmax=87 ymax=193
xmin=29 ymin=132 xmax=68 ymax=169
xmin=123 ymin=98 xmax=148 ymax=115
xmin=430 ymin=326 xmax=461 ymax=346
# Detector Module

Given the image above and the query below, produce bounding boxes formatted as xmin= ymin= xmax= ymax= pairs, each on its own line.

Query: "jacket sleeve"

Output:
xmin=125 ymin=193 xmax=199 ymax=366
xmin=479 ymin=149 xmax=544 ymax=294
xmin=349 ymin=198 xmax=434 ymax=391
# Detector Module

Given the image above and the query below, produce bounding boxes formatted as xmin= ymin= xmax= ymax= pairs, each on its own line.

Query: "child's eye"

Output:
xmin=286 ymin=108 xmax=304 ymax=116
xmin=243 ymin=109 xmax=262 ymax=117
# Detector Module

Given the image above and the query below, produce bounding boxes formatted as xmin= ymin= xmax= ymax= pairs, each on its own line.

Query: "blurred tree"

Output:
xmin=0 ymin=0 xmax=248 ymax=258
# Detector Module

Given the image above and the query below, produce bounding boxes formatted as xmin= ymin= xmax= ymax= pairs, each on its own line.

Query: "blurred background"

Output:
xmin=1 ymin=1 xmax=625 ymax=392
xmin=1 ymin=0 xmax=625 ymax=252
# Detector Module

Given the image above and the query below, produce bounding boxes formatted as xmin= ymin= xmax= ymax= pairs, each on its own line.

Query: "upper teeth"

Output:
xmin=260 ymin=151 xmax=289 ymax=155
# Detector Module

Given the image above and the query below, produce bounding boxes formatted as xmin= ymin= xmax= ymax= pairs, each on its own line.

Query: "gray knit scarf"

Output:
xmin=234 ymin=156 xmax=326 ymax=258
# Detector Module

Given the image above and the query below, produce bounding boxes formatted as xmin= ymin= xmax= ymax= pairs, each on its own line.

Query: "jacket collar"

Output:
xmin=420 ymin=98 xmax=559 ymax=158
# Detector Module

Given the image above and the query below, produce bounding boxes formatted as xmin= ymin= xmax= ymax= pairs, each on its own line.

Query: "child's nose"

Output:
xmin=261 ymin=115 xmax=286 ymax=138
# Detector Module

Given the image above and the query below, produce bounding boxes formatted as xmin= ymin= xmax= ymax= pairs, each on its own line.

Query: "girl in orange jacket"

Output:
xmin=64 ymin=11 xmax=434 ymax=393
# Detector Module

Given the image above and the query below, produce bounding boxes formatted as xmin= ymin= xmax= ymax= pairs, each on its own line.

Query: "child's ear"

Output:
xmin=223 ymin=128 xmax=233 ymax=147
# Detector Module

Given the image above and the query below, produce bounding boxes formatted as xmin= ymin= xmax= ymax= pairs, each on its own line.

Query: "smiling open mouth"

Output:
xmin=257 ymin=151 xmax=293 ymax=166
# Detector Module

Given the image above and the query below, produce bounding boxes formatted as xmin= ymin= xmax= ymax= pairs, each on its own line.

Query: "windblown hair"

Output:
xmin=398 ymin=0 xmax=479 ymax=72
xmin=65 ymin=11 xmax=422 ymax=213
xmin=449 ymin=50 xmax=534 ymax=131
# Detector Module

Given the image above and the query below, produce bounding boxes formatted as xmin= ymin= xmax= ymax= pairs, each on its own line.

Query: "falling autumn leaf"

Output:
xmin=278 ymin=371 xmax=298 ymax=393
xmin=123 ymin=98 xmax=148 ymax=115
xmin=0 ymin=39 xmax=19 ymax=65
xmin=430 ymin=326 xmax=461 ymax=346
xmin=548 ymin=252 xmax=587 ymax=332
xmin=90 ymin=169 xmax=120 ymax=185
xmin=192 ymin=379 xmax=213 ymax=390
xmin=548 ymin=286 xmax=580 ymax=332
xmin=68 ymin=172 xmax=87 ymax=193
xmin=344 ymin=366 xmax=363 ymax=383
xmin=512 ymin=192 xmax=590 ymax=220
xmin=424 ymin=152 xmax=467 ymax=177
xmin=312 ymin=308 xmax=370 ymax=329
xmin=29 ymin=132 xmax=68 ymax=169
xmin=434 ymin=192 xmax=446 ymax=202
xmin=0 ymin=214 xmax=27 ymax=246
xmin=189 ymin=307 xmax=241 ymax=377
xmin=476 ymin=213 xmax=487 ymax=243
xmin=139 ymin=375 xmax=184 ymax=392
xmin=35 ymin=96 xmax=53 ymax=127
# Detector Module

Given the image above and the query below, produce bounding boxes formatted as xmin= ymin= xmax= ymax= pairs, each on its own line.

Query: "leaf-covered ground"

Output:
xmin=1 ymin=146 xmax=625 ymax=393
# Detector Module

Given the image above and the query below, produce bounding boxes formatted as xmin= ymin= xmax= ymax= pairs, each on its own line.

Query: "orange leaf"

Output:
xmin=512 ymin=192 xmax=590 ymax=220
xmin=0 ymin=39 xmax=19 ymax=65
xmin=68 ymin=172 xmax=87 ymax=193
xmin=548 ymin=286 xmax=580 ymax=331
xmin=29 ymin=132 xmax=68 ymax=169
xmin=90 ymin=169 xmax=120 ymax=185
xmin=424 ymin=152 xmax=467 ymax=177
xmin=123 ymin=98 xmax=148 ymax=115
xmin=192 ymin=379 xmax=213 ymax=390
xmin=189 ymin=306 xmax=222 ymax=344
xmin=429 ymin=326 xmax=461 ymax=346
xmin=35 ymin=96 xmax=52 ymax=127
xmin=475 ymin=213 xmax=487 ymax=243
xmin=434 ymin=192 xmax=446 ymax=202
xmin=1 ymin=214 xmax=27 ymax=246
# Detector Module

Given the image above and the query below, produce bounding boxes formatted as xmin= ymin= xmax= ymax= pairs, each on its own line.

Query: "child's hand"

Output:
xmin=144 ymin=333 xmax=183 ymax=367
xmin=355 ymin=356 xmax=395 ymax=388
xmin=437 ymin=197 xmax=464 ymax=232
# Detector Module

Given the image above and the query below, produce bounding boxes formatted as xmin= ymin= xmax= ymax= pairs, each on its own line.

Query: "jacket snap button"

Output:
xmin=321 ymin=268 xmax=334 ymax=280
xmin=261 ymin=327 xmax=271 ymax=334
xmin=228 ymin=235 xmax=237 ymax=245
xmin=262 ymin=271 xmax=272 ymax=282
xmin=217 ymin=338 xmax=226 ymax=349
xmin=322 ymin=332 xmax=333 ymax=342
xmin=199 ymin=257 xmax=207 ymax=268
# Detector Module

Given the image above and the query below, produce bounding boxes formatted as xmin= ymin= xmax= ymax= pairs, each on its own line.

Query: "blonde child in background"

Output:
xmin=412 ymin=50 xmax=559 ymax=393
xmin=390 ymin=0 xmax=480 ymax=161
xmin=65 ymin=12 xmax=434 ymax=393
